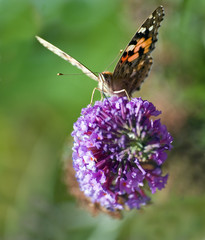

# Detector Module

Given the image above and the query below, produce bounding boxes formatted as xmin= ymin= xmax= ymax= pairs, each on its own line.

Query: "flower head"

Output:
xmin=72 ymin=96 xmax=173 ymax=211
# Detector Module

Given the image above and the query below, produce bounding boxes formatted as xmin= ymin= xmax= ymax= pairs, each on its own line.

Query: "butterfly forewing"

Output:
xmin=36 ymin=36 xmax=98 ymax=81
xmin=111 ymin=6 xmax=164 ymax=96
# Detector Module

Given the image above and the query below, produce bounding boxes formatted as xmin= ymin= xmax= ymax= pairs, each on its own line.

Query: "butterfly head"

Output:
xmin=99 ymin=72 xmax=130 ymax=98
xmin=98 ymin=72 xmax=113 ymax=96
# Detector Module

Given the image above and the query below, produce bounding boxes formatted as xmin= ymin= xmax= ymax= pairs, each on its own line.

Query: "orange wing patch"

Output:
xmin=134 ymin=38 xmax=146 ymax=52
xmin=128 ymin=37 xmax=152 ymax=62
xmin=128 ymin=52 xmax=139 ymax=62
xmin=120 ymin=54 xmax=129 ymax=64
xmin=134 ymin=37 xmax=152 ymax=53
xmin=120 ymin=37 xmax=153 ymax=64
xmin=141 ymin=37 xmax=152 ymax=53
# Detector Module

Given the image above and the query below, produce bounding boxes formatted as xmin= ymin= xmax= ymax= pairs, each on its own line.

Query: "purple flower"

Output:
xmin=71 ymin=96 xmax=173 ymax=211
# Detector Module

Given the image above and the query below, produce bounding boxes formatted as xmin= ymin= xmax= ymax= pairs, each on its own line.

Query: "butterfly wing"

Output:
xmin=112 ymin=6 xmax=164 ymax=96
xmin=36 ymin=36 xmax=98 ymax=81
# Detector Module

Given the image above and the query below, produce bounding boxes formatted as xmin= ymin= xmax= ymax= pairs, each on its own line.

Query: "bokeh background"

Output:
xmin=1 ymin=0 xmax=205 ymax=239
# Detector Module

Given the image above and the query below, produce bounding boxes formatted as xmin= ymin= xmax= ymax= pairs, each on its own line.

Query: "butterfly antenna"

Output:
xmin=57 ymin=73 xmax=82 ymax=76
xmin=104 ymin=49 xmax=123 ymax=71
xmin=57 ymin=72 xmax=99 ymax=76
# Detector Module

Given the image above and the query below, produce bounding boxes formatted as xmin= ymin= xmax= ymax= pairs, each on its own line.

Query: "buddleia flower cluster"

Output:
xmin=71 ymin=96 xmax=172 ymax=211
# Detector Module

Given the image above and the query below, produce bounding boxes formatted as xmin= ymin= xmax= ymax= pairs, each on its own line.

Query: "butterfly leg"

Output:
xmin=90 ymin=87 xmax=104 ymax=105
xmin=113 ymin=89 xmax=131 ymax=101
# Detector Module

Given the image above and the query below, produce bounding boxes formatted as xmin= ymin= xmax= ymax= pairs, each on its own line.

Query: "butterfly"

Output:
xmin=36 ymin=6 xmax=164 ymax=99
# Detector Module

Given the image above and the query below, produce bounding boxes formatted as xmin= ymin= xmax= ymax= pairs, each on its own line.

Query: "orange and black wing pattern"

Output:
xmin=112 ymin=6 xmax=164 ymax=96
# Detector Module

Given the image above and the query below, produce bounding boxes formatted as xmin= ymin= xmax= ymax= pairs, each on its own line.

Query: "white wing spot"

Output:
xmin=148 ymin=14 xmax=153 ymax=19
xmin=138 ymin=27 xmax=146 ymax=33
xmin=149 ymin=25 xmax=154 ymax=31
xmin=126 ymin=44 xmax=135 ymax=51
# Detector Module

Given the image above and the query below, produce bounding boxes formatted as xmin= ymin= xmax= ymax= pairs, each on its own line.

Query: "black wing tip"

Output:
xmin=155 ymin=5 xmax=165 ymax=17
xmin=156 ymin=5 xmax=164 ymax=11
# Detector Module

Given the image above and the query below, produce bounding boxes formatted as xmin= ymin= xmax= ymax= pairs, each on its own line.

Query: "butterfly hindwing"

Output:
xmin=129 ymin=55 xmax=153 ymax=92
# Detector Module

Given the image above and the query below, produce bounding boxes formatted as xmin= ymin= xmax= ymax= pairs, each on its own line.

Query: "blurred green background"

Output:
xmin=1 ymin=0 xmax=205 ymax=239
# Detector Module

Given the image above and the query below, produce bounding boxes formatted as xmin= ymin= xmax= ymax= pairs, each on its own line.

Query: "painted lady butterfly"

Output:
xmin=36 ymin=6 xmax=164 ymax=98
